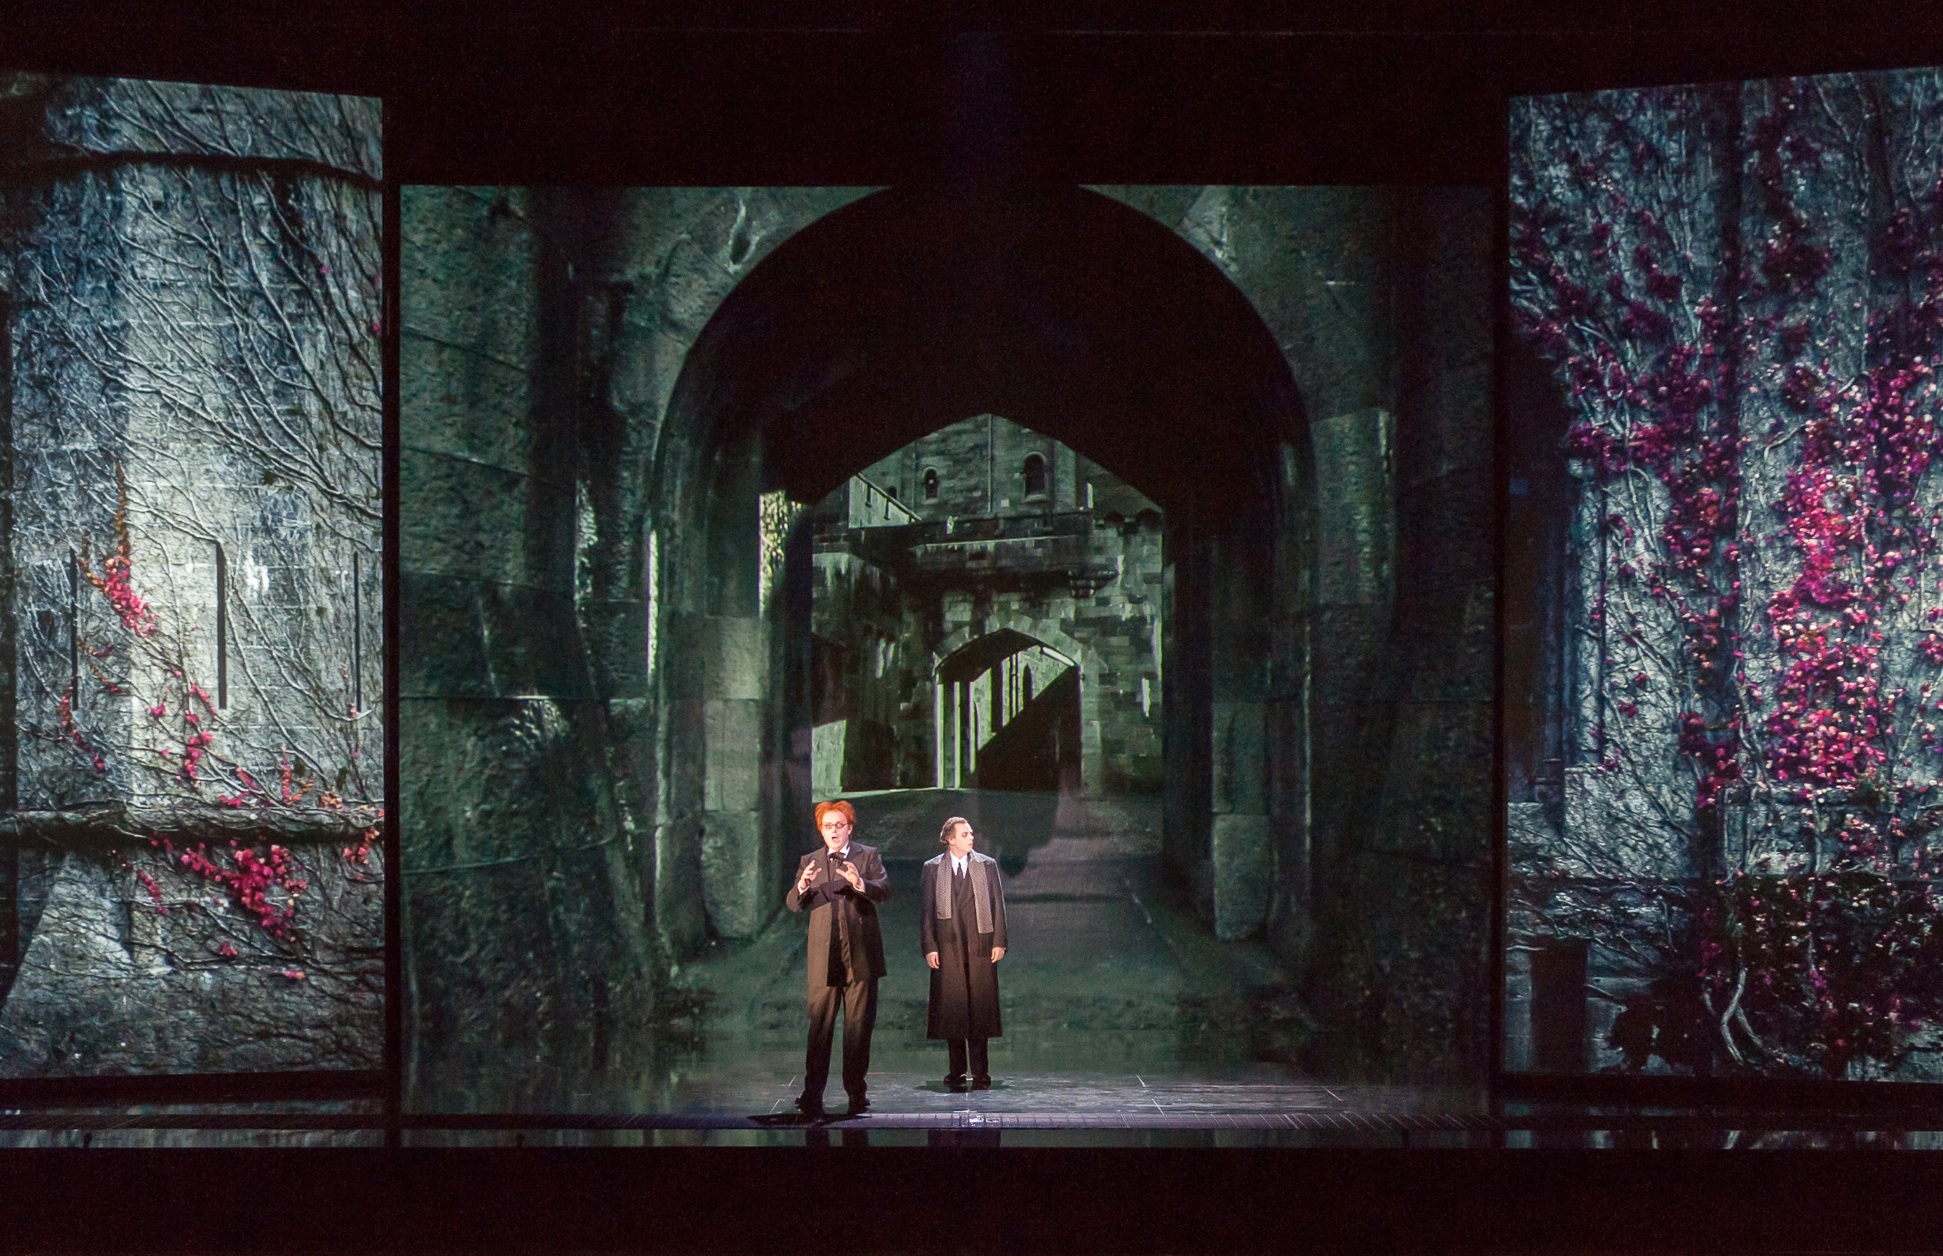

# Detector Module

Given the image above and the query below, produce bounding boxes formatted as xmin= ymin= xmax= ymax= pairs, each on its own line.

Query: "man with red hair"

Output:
xmin=785 ymin=798 xmax=891 ymax=1116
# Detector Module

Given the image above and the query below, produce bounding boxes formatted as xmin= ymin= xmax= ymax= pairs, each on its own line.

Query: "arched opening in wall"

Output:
xmin=934 ymin=628 xmax=1080 ymax=795
xmin=805 ymin=409 xmax=1164 ymax=824
xmin=651 ymin=184 xmax=1316 ymax=1079
xmin=1022 ymin=453 xmax=1048 ymax=499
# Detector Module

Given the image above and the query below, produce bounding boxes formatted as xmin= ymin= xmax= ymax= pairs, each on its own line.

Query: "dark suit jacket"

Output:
xmin=785 ymin=842 xmax=891 ymax=987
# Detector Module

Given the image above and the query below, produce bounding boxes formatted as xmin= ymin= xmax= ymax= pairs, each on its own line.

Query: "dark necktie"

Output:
xmin=830 ymin=850 xmax=853 ymax=979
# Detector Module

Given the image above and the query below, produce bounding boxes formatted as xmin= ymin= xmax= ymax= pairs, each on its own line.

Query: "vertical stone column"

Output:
xmin=1209 ymin=521 xmax=1274 ymax=941
xmin=400 ymin=186 xmax=664 ymax=1105
xmin=1351 ymin=187 xmax=1496 ymax=1080
xmin=0 ymin=77 xmax=384 ymax=1074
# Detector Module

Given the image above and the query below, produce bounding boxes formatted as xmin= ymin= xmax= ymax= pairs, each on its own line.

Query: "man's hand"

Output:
xmin=836 ymin=860 xmax=865 ymax=893
xmin=795 ymin=862 xmax=818 ymax=894
xmin=990 ymin=946 xmax=1006 ymax=963
xmin=926 ymin=951 xmax=941 ymax=970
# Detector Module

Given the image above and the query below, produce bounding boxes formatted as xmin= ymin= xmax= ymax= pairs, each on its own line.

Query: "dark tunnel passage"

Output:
xmin=400 ymin=181 xmax=1496 ymax=1112
xmin=655 ymin=184 xmax=1314 ymax=949
xmin=643 ymin=185 xmax=1318 ymax=1096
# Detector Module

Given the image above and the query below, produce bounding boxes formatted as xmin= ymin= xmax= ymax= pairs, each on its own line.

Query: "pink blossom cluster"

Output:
xmin=92 ymin=551 xmax=157 ymax=637
xmin=153 ymin=836 xmax=307 ymax=941
xmin=1760 ymin=362 xmax=1941 ymax=800
xmin=1514 ymin=87 xmax=1943 ymax=1073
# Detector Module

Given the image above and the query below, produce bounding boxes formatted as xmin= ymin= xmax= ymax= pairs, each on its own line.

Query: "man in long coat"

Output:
xmin=785 ymin=799 xmax=891 ymax=1115
xmin=920 ymin=816 xmax=1009 ymax=1090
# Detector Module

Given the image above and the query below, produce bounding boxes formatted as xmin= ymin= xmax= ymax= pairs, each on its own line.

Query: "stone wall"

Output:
xmin=1099 ymin=187 xmax=1495 ymax=1079
xmin=0 ymin=76 xmax=383 ymax=1075
xmin=1508 ymin=72 xmax=1943 ymax=1080
xmin=401 ymin=183 xmax=1496 ymax=1102
xmin=808 ymin=538 xmax=906 ymax=792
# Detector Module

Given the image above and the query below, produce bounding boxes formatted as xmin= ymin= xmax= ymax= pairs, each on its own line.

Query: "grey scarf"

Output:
xmin=935 ymin=852 xmax=994 ymax=935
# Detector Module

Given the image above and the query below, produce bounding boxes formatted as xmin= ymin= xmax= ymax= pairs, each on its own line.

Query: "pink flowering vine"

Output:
xmin=51 ymin=463 xmax=380 ymax=953
xmin=77 ymin=464 xmax=158 ymax=638
xmin=1512 ymin=78 xmax=1943 ymax=1076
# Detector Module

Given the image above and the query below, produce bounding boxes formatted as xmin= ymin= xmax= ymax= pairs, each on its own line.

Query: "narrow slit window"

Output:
xmin=1022 ymin=453 xmax=1047 ymax=497
xmin=351 ymin=551 xmax=362 ymax=713
xmin=67 ymin=549 xmax=78 ymax=698
xmin=922 ymin=467 xmax=940 ymax=500
xmin=214 ymin=542 xmax=227 ymax=708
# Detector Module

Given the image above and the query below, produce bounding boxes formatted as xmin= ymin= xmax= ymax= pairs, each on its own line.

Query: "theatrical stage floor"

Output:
xmin=7 ymin=791 xmax=1943 ymax=1146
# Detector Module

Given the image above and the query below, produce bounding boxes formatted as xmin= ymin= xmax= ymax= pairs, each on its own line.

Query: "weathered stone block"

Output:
xmin=1401 ymin=593 xmax=1496 ymax=705
xmin=1397 ymin=467 xmax=1493 ymax=597
xmin=476 ymin=585 xmax=590 ymax=699
xmin=1381 ymin=702 xmax=1495 ymax=814
xmin=401 ymin=446 xmax=539 ymax=585
xmin=1720 ymin=798 xmax=1816 ymax=875
xmin=0 ymin=849 xmax=381 ymax=1076
xmin=703 ymin=698 xmax=762 ymax=812
xmin=402 ymin=187 xmax=534 ymax=361
xmin=399 ymin=334 xmax=533 ymax=472
xmin=700 ymin=809 xmax=766 ymax=939
xmin=1309 ymin=604 xmax=1395 ymax=708
xmin=1211 ymin=700 xmax=1267 ymax=816
xmin=702 ymin=616 xmax=764 ymax=703
xmin=398 ymin=571 xmax=494 ymax=698
xmin=811 ymin=720 xmax=847 ymax=798
xmin=1212 ymin=814 xmax=1272 ymax=941
xmin=1562 ymin=764 xmax=1696 ymax=881
xmin=576 ymin=598 xmax=652 ymax=699
xmin=1313 ymin=407 xmax=1397 ymax=606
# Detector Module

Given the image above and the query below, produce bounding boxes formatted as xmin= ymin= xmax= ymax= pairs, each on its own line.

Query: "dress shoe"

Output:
xmin=971 ymin=1075 xmax=993 ymax=1090
xmin=795 ymin=1094 xmax=826 ymax=1117
xmin=944 ymin=1074 xmax=969 ymax=1092
xmin=846 ymin=1093 xmax=871 ymax=1115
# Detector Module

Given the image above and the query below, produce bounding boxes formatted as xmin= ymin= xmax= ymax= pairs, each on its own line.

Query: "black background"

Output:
xmin=7 ymin=1 xmax=1943 ymax=1251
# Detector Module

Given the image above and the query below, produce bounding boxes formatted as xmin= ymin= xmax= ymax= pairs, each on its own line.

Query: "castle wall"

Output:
xmin=0 ymin=76 xmax=383 ymax=1076
xmin=829 ymin=417 xmax=1164 ymax=797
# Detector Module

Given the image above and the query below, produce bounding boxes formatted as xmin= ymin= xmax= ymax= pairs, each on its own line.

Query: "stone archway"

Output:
xmin=654 ymin=185 xmax=1316 ymax=945
xmin=931 ymin=617 xmax=1100 ymax=796
xmin=401 ymin=181 xmax=1495 ymax=1102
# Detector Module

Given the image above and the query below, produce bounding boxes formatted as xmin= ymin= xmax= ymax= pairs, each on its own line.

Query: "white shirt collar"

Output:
xmin=828 ymin=843 xmax=850 ymax=860
xmin=951 ymin=853 xmax=968 ymax=874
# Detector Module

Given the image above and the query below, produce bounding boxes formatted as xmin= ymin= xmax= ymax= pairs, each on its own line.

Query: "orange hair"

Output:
xmin=814 ymin=800 xmax=856 ymax=827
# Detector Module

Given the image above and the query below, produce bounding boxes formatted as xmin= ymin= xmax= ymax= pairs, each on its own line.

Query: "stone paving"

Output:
xmin=636 ymin=788 xmax=1471 ymax=1129
xmin=665 ymin=1068 xmax=1484 ymax=1131
xmin=839 ymin=787 xmax=1165 ymax=859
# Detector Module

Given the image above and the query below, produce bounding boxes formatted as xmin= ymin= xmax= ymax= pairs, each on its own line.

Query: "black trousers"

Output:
xmin=946 ymin=1037 xmax=989 ymax=1082
xmin=803 ymin=977 xmax=878 ymax=1101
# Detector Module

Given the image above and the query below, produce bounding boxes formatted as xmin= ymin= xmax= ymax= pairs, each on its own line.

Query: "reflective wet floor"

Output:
xmin=641 ymin=788 xmax=1472 ymax=1127
xmin=21 ymin=793 xmax=1942 ymax=1146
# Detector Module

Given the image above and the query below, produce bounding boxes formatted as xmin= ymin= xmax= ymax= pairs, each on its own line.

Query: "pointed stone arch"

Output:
xmin=931 ymin=617 xmax=1102 ymax=796
xmin=651 ymin=184 xmax=1316 ymax=947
